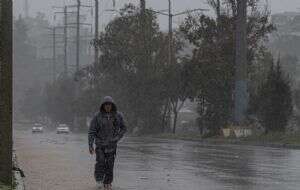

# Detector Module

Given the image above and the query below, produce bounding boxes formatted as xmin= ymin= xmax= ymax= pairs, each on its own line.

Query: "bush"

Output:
xmin=255 ymin=59 xmax=292 ymax=134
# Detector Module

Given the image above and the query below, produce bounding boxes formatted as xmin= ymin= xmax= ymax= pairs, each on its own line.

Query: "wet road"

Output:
xmin=14 ymin=129 xmax=300 ymax=190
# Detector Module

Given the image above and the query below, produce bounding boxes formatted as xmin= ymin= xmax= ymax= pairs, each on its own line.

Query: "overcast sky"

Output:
xmin=13 ymin=0 xmax=300 ymax=30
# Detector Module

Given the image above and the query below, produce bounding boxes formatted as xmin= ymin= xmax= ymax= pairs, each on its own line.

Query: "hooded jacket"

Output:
xmin=88 ymin=96 xmax=127 ymax=149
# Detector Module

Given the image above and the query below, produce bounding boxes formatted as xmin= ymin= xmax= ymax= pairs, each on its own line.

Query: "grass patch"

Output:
xmin=243 ymin=132 xmax=300 ymax=145
xmin=0 ymin=171 xmax=18 ymax=190
xmin=284 ymin=133 xmax=300 ymax=145
xmin=149 ymin=133 xmax=203 ymax=141
xmin=0 ymin=182 xmax=12 ymax=190
xmin=148 ymin=131 xmax=300 ymax=148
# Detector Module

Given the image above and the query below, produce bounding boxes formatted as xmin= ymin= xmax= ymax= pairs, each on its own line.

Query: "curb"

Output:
xmin=13 ymin=152 xmax=25 ymax=190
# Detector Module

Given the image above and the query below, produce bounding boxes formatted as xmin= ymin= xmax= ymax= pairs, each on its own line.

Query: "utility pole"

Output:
xmin=234 ymin=0 xmax=248 ymax=124
xmin=94 ymin=0 xmax=99 ymax=67
xmin=0 ymin=0 xmax=13 ymax=185
xmin=54 ymin=6 xmax=78 ymax=76
xmin=76 ymin=0 xmax=81 ymax=72
xmin=44 ymin=26 xmax=64 ymax=82
xmin=140 ymin=0 xmax=146 ymax=13
xmin=24 ymin=0 xmax=29 ymax=18
xmin=55 ymin=3 xmax=91 ymax=75
xmin=140 ymin=0 xmax=148 ymax=67
xmin=168 ymin=0 xmax=172 ymax=65
xmin=64 ymin=6 xmax=68 ymax=75
xmin=52 ymin=27 xmax=56 ymax=82
xmin=52 ymin=2 xmax=92 ymax=132
xmin=149 ymin=1 xmax=208 ymax=66
xmin=140 ymin=0 xmax=146 ymax=43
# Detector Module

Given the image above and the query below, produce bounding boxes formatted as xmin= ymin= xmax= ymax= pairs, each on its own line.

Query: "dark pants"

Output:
xmin=94 ymin=145 xmax=117 ymax=184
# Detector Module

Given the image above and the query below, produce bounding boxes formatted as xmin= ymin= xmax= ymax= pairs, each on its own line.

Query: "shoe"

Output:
xmin=96 ymin=181 xmax=103 ymax=189
xmin=107 ymin=184 xmax=112 ymax=190
xmin=103 ymin=184 xmax=112 ymax=190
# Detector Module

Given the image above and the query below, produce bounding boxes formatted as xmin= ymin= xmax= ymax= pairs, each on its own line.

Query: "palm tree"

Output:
xmin=0 ymin=0 xmax=13 ymax=185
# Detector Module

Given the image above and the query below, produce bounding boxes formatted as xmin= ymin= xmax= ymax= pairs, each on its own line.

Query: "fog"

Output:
xmin=14 ymin=0 xmax=209 ymax=30
xmin=13 ymin=0 xmax=300 ymax=30
xmin=12 ymin=0 xmax=300 ymax=138
xmin=10 ymin=0 xmax=300 ymax=189
xmin=14 ymin=0 xmax=300 ymax=15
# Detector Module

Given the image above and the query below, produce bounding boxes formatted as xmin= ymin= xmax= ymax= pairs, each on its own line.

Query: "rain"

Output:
xmin=1 ymin=0 xmax=300 ymax=190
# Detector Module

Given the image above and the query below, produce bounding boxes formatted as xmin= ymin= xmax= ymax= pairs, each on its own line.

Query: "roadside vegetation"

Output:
xmin=149 ymin=132 xmax=300 ymax=148
xmin=15 ymin=0 xmax=299 ymax=143
xmin=0 ymin=183 xmax=11 ymax=190
xmin=244 ymin=132 xmax=300 ymax=146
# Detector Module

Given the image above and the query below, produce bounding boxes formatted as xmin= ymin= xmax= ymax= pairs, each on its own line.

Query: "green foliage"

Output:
xmin=180 ymin=12 xmax=234 ymax=136
xmin=244 ymin=132 xmax=300 ymax=146
xmin=248 ymin=49 xmax=273 ymax=96
xmin=294 ymin=85 xmax=300 ymax=111
xmin=19 ymin=82 xmax=46 ymax=121
xmin=91 ymin=4 xmax=167 ymax=134
xmin=280 ymin=54 xmax=299 ymax=81
xmin=0 ymin=182 xmax=12 ymax=190
xmin=13 ymin=16 xmax=37 ymax=67
xmin=164 ymin=58 xmax=196 ymax=133
xmin=44 ymin=76 xmax=76 ymax=124
xmin=13 ymin=15 xmax=52 ymax=120
xmin=180 ymin=0 xmax=275 ymax=136
xmin=254 ymin=59 xmax=293 ymax=133
xmin=26 ymin=1 xmax=278 ymax=136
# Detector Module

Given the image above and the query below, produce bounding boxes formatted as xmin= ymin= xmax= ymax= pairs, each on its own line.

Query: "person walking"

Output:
xmin=88 ymin=96 xmax=127 ymax=190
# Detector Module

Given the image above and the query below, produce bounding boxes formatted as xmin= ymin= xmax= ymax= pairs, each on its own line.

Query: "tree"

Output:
xmin=92 ymin=4 xmax=168 ymax=134
xmin=233 ymin=0 xmax=247 ymax=124
xmin=19 ymin=82 xmax=46 ymax=121
xmin=44 ymin=76 xmax=76 ymax=125
xmin=13 ymin=16 xmax=38 ymax=120
xmin=164 ymin=58 xmax=196 ymax=134
xmin=0 ymin=0 xmax=13 ymax=185
xmin=180 ymin=10 xmax=235 ymax=136
xmin=13 ymin=16 xmax=35 ymax=65
xmin=255 ymin=58 xmax=292 ymax=133
xmin=180 ymin=0 xmax=275 ymax=136
xmin=280 ymin=54 xmax=299 ymax=83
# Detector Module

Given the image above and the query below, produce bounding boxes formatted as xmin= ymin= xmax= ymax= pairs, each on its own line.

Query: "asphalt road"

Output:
xmin=14 ymin=128 xmax=300 ymax=190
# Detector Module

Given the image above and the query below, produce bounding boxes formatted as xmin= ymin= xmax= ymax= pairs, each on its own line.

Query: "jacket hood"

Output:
xmin=100 ymin=96 xmax=117 ymax=113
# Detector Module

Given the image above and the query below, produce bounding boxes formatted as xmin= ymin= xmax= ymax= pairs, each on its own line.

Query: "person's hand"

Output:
xmin=89 ymin=147 xmax=95 ymax=155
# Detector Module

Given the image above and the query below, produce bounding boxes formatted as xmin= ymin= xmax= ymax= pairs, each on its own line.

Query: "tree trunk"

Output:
xmin=172 ymin=110 xmax=178 ymax=134
xmin=0 ymin=0 xmax=13 ymax=185
xmin=233 ymin=0 xmax=248 ymax=124
xmin=161 ymin=100 xmax=169 ymax=133
xmin=171 ymin=100 xmax=185 ymax=134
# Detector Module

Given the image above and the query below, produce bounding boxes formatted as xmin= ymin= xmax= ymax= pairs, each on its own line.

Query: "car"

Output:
xmin=32 ymin=123 xmax=44 ymax=133
xmin=56 ymin=124 xmax=70 ymax=134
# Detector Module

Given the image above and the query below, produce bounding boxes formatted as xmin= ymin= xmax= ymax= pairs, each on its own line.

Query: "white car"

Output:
xmin=56 ymin=124 xmax=70 ymax=134
xmin=32 ymin=123 xmax=44 ymax=133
